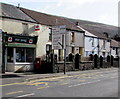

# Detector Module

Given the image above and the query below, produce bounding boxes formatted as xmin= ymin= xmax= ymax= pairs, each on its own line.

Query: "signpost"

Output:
xmin=52 ymin=25 xmax=66 ymax=74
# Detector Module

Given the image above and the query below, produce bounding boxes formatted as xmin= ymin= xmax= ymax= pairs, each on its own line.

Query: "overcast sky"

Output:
xmin=1 ymin=0 xmax=119 ymax=26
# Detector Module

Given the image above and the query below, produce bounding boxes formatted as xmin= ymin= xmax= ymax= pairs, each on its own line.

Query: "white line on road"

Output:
xmin=68 ymin=76 xmax=118 ymax=88
xmin=68 ymin=80 xmax=101 ymax=87
xmin=17 ymin=93 xmax=35 ymax=98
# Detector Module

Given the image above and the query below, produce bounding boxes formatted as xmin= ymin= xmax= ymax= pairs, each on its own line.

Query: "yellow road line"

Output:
xmin=1 ymin=69 xmax=117 ymax=87
xmin=0 ymin=82 xmax=26 ymax=87
xmin=26 ymin=82 xmax=46 ymax=85
xmin=6 ymin=91 xmax=23 ymax=95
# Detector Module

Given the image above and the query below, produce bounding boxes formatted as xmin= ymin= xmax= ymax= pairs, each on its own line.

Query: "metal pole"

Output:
xmin=64 ymin=48 xmax=66 ymax=74
xmin=62 ymin=34 xmax=66 ymax=75
xmin=52 ymin=49 xmax=55 ymax=73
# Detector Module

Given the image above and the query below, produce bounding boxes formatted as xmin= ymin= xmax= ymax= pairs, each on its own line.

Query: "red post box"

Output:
xmin=35 ymin=58 xmax=41 ymax=71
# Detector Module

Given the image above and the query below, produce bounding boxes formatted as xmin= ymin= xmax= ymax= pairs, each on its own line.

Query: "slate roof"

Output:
xmin=69 ymin=19 xmax=119 ymax=38
xmin=111 ymin=39 xmax=119 ymax=47
xmin=20 ymin=8 xmax=84 ymax=32
xmin=1 ymin=3 xmax=36 ymax=23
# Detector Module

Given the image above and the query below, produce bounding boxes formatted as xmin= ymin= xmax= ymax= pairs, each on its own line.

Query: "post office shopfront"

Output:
xmin=4 ymin=33 xmax=38 ymax=72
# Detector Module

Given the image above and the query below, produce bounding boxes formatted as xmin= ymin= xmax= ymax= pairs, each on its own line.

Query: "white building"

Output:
xmin=110 ymin=39 xmax=119 ymax=58
xmin=76 ymin=24 xmax=111 ymax=57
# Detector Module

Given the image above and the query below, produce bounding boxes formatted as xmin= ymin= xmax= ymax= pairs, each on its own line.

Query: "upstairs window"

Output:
xmin=92 ymin=38 xmax=94 ymax=47
xmin=103 ymin=40 xmax=106 ymax=49
xmin=71 ymin=32 xmax=75 ymax=43
xmin=49 ymin=28 xmax=52 ymax=41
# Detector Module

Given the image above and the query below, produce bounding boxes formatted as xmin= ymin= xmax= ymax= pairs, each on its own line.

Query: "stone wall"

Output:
xmin=79 ymin=61 xmax=94 ymax=70
xmin=55 ymin=62 xmax=74 ymax=73
xmin=55 ymin=61 xmax=94 ymax=73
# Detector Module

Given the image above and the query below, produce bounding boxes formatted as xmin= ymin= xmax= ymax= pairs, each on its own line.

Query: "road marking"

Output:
xmin=60 ymin=83 xmax=68 ymax=85
xmin=6 ymin=91 xmax=23 ymax=95
xmin=1 ymin=68 xmax=118 ymax=87
xmin=37 ymin=86 xmax=49 ymax=89
xmin=68 ymin=80 xmax=101 ymax=87
xmin=0 ymin=82 xmax=26 ymax=87
xmin=26 ymin=82 xmax=46 ymax=86
xmin=17 ymin=93 xmax=35 ymax=97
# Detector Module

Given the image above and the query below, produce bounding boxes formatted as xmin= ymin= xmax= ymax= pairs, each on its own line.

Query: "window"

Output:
xmin=92 ymin=51 xmax=94 ymax=54
xmin=16 ymin=48 xmax=34 ymax=63
xmin=103 ymin=40 xmax=106 ymax=49
xmin=26 ymin=48 xmax=34 ymax=62
xmin=92 ymin=38 xmax=94 ymax=47
xmin=71 ymin=32 xmax=75 ymax=43
xmin=86 ymin=51 xmax=89 ymax=56
xmin=7 ymin=47 xmax=13 ymax=62
xmin=58 ymin=49 xmax=63 ymax=61
xmin=72 ymin=47 xmax=75 ymax=54
xmin=49 ymin=28 xmax=52 ymax=41
xmin=16 ymin=48 xmax=25 ymax=62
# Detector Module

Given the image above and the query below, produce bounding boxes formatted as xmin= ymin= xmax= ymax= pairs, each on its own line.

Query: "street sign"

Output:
xmin=52 ymin=25 xmax=66 ymax=49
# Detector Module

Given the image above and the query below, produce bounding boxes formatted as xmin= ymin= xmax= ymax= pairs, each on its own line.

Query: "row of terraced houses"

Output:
xmin=0 ymin=3 xmax=119 ymax=73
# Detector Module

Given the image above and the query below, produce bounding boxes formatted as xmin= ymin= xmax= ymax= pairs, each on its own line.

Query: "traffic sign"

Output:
xmin=52 ymin=25 xmax=66 ymax=49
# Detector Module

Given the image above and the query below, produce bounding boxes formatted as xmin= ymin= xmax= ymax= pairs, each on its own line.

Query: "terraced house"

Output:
xmin=20 ymin=7 xmax=85 ymax=60
xmin=0 ymin=3 xmax=85 ymax=73
xmin=69 ymin=20 xmax=118 ymax=58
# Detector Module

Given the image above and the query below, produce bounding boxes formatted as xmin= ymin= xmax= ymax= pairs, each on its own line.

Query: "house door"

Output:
xmin=79 ymin=47 xmax=83 ymax=56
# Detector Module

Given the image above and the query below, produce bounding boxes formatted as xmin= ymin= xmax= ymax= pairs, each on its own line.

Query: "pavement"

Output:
xmin=1 ymin=67 xmax=118 ymax=83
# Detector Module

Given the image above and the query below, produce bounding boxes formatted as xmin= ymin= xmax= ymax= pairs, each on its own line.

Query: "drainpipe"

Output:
xmin=98 ymin=38 xmax=100 ymax=57
xmin=2 ymin=31 xmax=5 ymax=73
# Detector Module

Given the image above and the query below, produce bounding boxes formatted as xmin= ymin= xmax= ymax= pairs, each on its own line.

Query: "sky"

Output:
xmin=1 ymin=0 xmax=119 ymax=26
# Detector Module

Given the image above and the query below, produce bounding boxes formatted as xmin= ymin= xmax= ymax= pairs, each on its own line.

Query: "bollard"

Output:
xmin=89 ymin=54 xmax=94 ymax=61
xmin=68 ymin=53 xmax=74 ymax=62
xmin=111 ymin=55 xmax=114 ymax=66
xmin=75 ymin=53 xmax=80 ymax=69
xmin=94 ymin=54 xmax=98 ymax=68
xmin=100 ymin=56 xmax=103 ymax=68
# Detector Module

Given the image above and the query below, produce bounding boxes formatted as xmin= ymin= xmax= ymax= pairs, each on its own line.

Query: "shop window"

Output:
xmin=16 ymin=48 xmax=34 ymax=63
xmin=26 ymin=48 xmax=34 ymax=62
xmin=16 ymin=48 xmax=25 ymax=62
xmin=7 ymin=47 xmax=13 ymax=62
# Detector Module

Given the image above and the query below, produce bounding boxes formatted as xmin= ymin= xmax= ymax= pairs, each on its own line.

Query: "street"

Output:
xmin=1 ymin=68 xmax=119 ymax=98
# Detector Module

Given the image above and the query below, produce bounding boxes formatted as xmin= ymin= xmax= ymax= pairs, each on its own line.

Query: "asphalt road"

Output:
xmin=1 ymin=68 xmax=119 ymax=98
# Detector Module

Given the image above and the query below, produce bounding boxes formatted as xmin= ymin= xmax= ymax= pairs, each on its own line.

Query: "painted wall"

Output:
xmin=111 ymin=47 xmax=119 ymax=58
xmin=66 ymin=30 xmax=84 ymax=56
xmin=84 ymin=36 xmax=98 ymax=56
xmin=99 ymin=39 xmax=110 ymax=57
xmin=2 ymin=18 xmax=37 ymax=35
xmin=36 ymin=25 xmax=50 ymax=59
